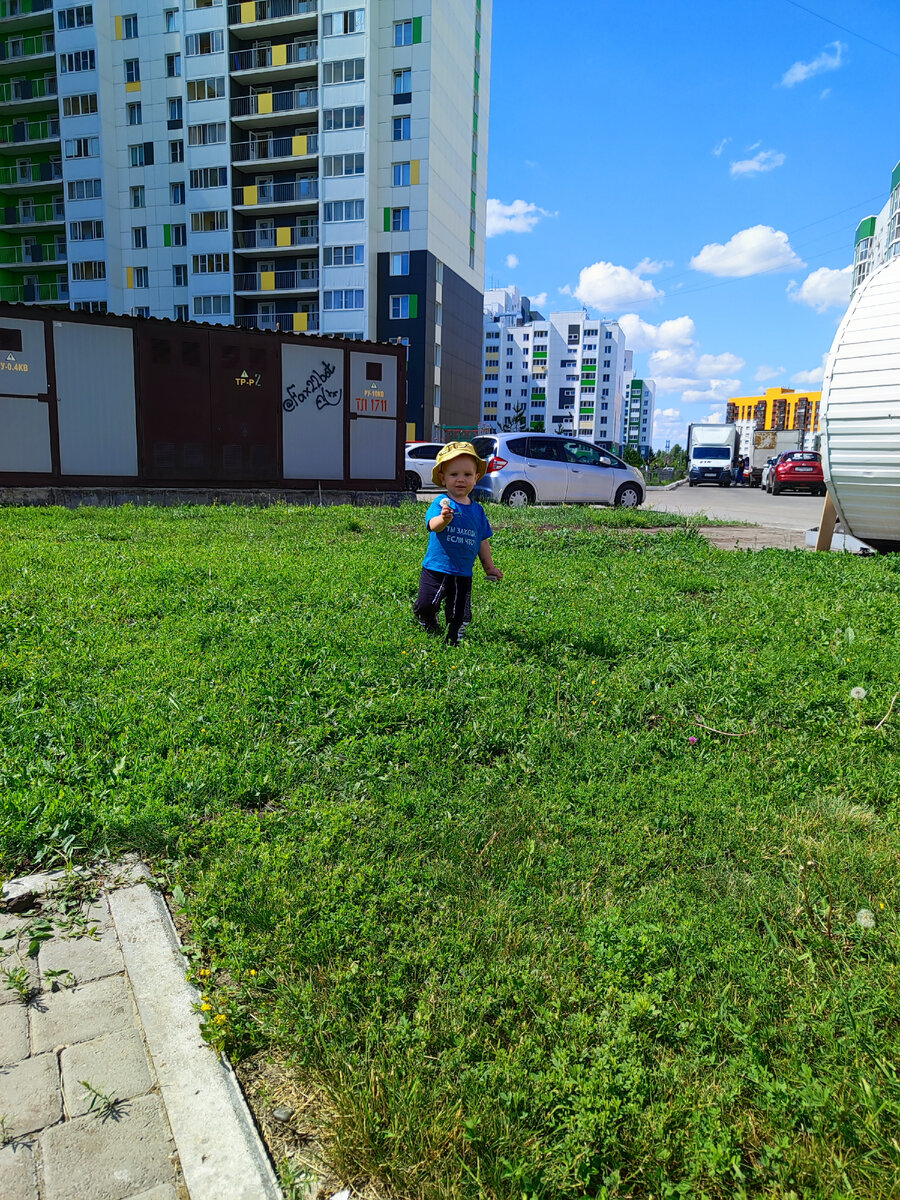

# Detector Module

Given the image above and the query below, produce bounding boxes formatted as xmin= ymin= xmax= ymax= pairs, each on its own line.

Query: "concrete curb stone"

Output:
xmin=0 ymin=1142 xmax=40 ymax=1200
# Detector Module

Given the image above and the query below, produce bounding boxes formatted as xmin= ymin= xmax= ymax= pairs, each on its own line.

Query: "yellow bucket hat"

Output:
xmin=431 ymin=441 xmax=488 ymax=486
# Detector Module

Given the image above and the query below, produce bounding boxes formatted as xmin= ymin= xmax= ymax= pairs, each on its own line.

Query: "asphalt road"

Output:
xmin=645 ymin=482 xmax=825 ymax=534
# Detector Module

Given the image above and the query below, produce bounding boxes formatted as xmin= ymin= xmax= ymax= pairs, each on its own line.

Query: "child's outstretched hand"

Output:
xmin=484 ymin=565 xmax=503 ymax=582
xmin=439 ymin=498 xmax=454 ymax=525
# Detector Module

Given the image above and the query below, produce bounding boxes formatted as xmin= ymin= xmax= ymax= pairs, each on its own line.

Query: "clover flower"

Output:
xmin=688 ymin=736 xmax=698 ymax=745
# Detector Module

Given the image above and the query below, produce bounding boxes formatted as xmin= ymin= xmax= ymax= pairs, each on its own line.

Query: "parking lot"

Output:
xmin=645 ymin=482 xmax=825 ymax=534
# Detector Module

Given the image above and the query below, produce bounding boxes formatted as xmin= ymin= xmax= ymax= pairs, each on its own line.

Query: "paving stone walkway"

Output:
xmin=0 ymin=866 xmax=283 ymax=1200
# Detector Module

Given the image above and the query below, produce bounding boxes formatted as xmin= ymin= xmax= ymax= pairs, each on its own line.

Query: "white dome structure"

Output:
xmin=821 ymin=257 xmax=900 ymax=552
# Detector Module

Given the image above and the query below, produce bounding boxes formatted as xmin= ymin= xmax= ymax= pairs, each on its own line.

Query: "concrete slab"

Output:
xmin=40 ymin=1093 xmax=177 ymax=1200
xmin=61 ymin=1027 xmax=154 ymax=1117
xmin=30 ymin=973 xmax=136 ymax=1054
xmin=0 ymin=954 xmax=40 ymax=1007
xmin=0 ymin=1052 xmax=62 ymax=1139
xmin=39 ymin=924 xmax=125 ymax=986
xmin=125 ymin=1188 xmax=180 ymax=1200
xmin=0 ymin=1142 xmax=40 ymax=1200
xmin=109 ymin=884 xmax=283 ymax=1200
xmin=0 ymin=999 xmax=29 ymax=1065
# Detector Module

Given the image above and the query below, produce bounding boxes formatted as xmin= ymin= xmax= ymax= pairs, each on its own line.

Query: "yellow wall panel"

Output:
xmin=272 ymin=44 xmax=287 ymax=66
xmin=243 ymin=185 xmax=258 ymax=205
xmin=260 ymin=271 xmax=275 ymax=291
xmin=125 ymin=80 xmax=141 ymax=93
xmin=292 ymin=135 xmax=307 ymax=156
xmin=126 ymin=267 xmax=133 ymax=289
xmin=114 ymin=15 xmax=122 ymax=38
xmin=240 ymin=1 xmax=255 ymax=22
xmin=410 ymin=159 xmax=420 ymax=185
xmin=256 ymin=92 xmax=273 ymax=115
xmin=293 ymin=312 xmax=308 ymax=332
xmin=276 ymin=226 xmax=290 ymax=247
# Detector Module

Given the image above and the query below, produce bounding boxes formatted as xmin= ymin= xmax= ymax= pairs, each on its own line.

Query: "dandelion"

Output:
xmin=850 ymin=687 xmax=867 ymax=701
xmin=201 ymin=1003 xmax=211 ymax=1011
xmin=249 ymin=969 xmax=257 ymax=977
xmin=880 ymin=902 xmax=885 ymax=910
xmin=688 ymin=735 xmax=698 ymax=745
xmin=856 ymin=908 xmax=875 ymax=929
xmin=214 ymin=1013 xmax=227 ymax=1024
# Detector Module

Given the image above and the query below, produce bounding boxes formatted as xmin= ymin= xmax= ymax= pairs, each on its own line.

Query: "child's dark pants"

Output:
xmin=413 ymin=567 xmax=473 ymax=644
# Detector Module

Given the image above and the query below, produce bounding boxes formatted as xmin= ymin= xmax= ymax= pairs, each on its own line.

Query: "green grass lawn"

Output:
xmin=2 ymin=503 xmax=899 ymax=1199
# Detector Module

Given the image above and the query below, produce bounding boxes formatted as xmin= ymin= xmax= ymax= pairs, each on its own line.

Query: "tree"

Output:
xmin=529 ymin=419 xmax=545 ymax=432
xmin=500 ymin=403 xmax=527 ymax=432
xmin=622 ymin=445 xmax=644 ymax=469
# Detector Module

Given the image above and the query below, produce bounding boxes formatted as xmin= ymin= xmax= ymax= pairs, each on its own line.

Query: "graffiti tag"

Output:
xmin=283 ymin=360 xmax=343 ymax=412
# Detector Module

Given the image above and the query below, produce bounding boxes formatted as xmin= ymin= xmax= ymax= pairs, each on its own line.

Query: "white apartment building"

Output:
xmin=480 ymin=287 xmax=627 ymax=448
xmin=621 ymin=348 xmax=655 ymax=456
xmin=852 ymin=157 xmax=900 ymax=295
xmin=0 ymin=0 xmax=491 ymax=437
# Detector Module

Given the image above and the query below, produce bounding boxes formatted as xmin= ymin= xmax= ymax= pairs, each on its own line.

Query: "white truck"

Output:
xmin=749 ymin=428 xmax=803 ymax=488
xmin=686 ymin=423 xmax=740 ymax=487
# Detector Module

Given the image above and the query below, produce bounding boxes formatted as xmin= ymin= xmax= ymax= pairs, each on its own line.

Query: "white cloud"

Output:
xmin=820 ymin=88 xmax=831 ymax=100
xmin=787 ymin=264 xmax=852 ymax=312
xmin=690 ymin=225 xmax=804 ymax=277
xmin=754 ymin=364 xmax=785 ymax=382
xmin=791 ymin=366 xmax=825 ymax=385
xmin=486 ymin=198 xmax=552 ymax=237
xmin=558 ymin=284 xmax=572 ymax=295
xmin=617 ymin=313 xmax=696 ymax=352
xmin=649 ymin=348 xmax=697 ymax=377
xmin=529 ymin=292 xmax=547 ymax=309
xmin=633 ymin=257 xmax=672 ymax=275
xmin=696 ymin=352 xmax=745 ymax=377
xmin=713 ymin=138 xmax=731 ymax=156
xmin=730 ymin=150 xmax=786 ymax=177
xmin=681 ymin=380 xmax=742 ymax=405
xmin=505 ymin=253 xmax=519 ymax=269
xmin=700 ymin=407 xmax=727 ymax=423
xmin=658 ymin=407 xmax=680 ymax=418
xmin=572 ymin=261 xmax=663 ymax=309
xmin=780 ymin=41 xmax=845 ymax=87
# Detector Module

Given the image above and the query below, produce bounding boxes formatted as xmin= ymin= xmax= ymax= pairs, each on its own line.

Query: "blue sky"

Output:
xmin=483 ymin=0 xmax=900 ymax=448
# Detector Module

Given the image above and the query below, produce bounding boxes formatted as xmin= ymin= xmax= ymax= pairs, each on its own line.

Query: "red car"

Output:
xmin=766 ymin=450 xmax=825 ymax=496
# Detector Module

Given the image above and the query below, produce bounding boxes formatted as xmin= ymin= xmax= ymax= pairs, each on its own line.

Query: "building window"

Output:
xmin=322 ymin=9 xmax=364 ymax=35
xmin=323 ymin=106 xmax=365 ymax=131
xmin=390 ymin=294 xmax=413 ymax=319
xmin=323 ymin=244 xmax=364 ymax=266
xmin=392 ymin=116 xmax=410 ymax=141
xmin=187 ymin=122 xmax=226 ymax=145
xmin=191 ymin=252 xmax=229 ymax=273
xmin=170 ymin=139 xmax=184 ymax=163
xmin=63 ymin=93 xmax=98 ymax=117
xmin=174 ymin=304 xmax=189 ymax=321
xmin=173 ymin=264 xmax=188 ymax=286
xmin=435 ymin=301 xmax=442 ymax=325
xmin=126 ymin=101 xmax=142 ymax=124
xmin=171 ymin=223 xmax=186 ymax=246
xmin=132 ymin=226 xmax=147 ymax=249
xmin=58 ymin=5 xmax=93 ymax=29
xmin=71 ymin=260 xmax=105 ymax=281
xmin=68 ymin=219 xmax=103 ymax=240
xmin=124 ymin=58 xmax=139 ymax=83
xmin=190 ymin=210 xmax=229 ymax=232
xmin=323 ymin=199 xmax=364 ymax=222
xmin=168 ymin=97 xmax=183 ymax=122
xmin=323 ymin=153 xmax=364 ymax=177
xmin=323 ymin=289 xmax=364 ymax=310
xmin=67 ymin=177 xmax=101 ymax=200
xmin=164 ymin=8 xmax=178 ymax=32
xmin=394 ymin=19 xmax=413 ymax=45
xmin=64 ymin=136 xmax=99 ymax=158
xmin=186 ymin=76 xmax=225 ymax=101
xmin=171 ymin=181 xmax=185 ymax=204
xmin=166 ymin=53 xmax=181 ymax=77
xmin=189 ymin=166 xmax=227 ymax=188
xmin=391 ymin=206 xmax=410 ymax=231
xmin=393 ymin=68 xmax=411 ymax=94
xmin=72 ymin=300 xmax=107 ymax=313
xmin=132 ymin=266 xmax=148 ymax=287
xmin=185 ymin=30 xmax=224 ymax=55
xmin=60 ymin=50 xmax=96 ymax=72
xmin=129 ymin=143 xmax=146 ymax=167
xmin=123 ymin=13 xmax=138 ymax=38
xmin=390 ymin=252 xmax=409 ymax=275
xmin=130 ymin=185 xmax=145 ymax=207
xmin=193 ymin=294 xmax=230 ymax=315
xmin=322 ymin=58 xmax=364 ymax=84
xmin=392 ymin=161 xmax=410 ymax=187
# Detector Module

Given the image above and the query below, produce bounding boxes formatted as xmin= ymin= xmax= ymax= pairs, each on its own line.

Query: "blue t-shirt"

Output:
xmin=422 ymin=496 xmax=493 ymax=577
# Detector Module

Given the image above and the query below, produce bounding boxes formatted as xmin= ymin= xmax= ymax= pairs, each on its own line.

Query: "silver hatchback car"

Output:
xmin=471 ymin=433 xmax=645 ymax=507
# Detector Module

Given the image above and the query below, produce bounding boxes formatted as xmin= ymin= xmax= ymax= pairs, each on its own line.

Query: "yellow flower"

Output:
xmin=249 ymin=969 xmax=257 ymax=976
xmin=201 ymin=1003 xmax=211 ymax=1011
xmin=215 ymin=1013 xmax=227 ymax=1024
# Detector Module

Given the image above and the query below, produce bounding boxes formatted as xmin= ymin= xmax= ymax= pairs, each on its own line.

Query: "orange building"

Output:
xmin=725 ymin=386 xmax=821 ymax=453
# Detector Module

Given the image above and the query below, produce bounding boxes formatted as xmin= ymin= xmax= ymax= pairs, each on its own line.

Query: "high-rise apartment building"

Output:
xmin=0 ymin=0 xmax=490 ymax=436
xmin=852 ymin=157 xmax=900 ymax=296
xmin=725 ymin=385 xmax=821 ymax=451
xmin=620 ymin=348 xmax=654 ymax=456
xmin=480 ymin=287 xmax=627 ymax=448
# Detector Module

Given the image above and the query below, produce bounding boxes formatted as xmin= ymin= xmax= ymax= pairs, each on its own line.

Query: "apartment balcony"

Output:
xmin=0 ymin=241 xmax=65 ymax=266
xmin=233 ymin=310 xmax=318 ymax=333
xmin=231 ymin=132 xmax=316 ymax=173
xmin=0 ymin=31 xmax=54 ymax=74
xmin=0 ymin=278 xmax=67 ymax=303
xmin=233 ymin=224 xmax=318 ymax=256
xmin=0 ymin=0 xmax=53 ymax=34
xmin=232 ymin=176 xmax=318 ymax=213
xmin=230 ymin=38 xmax=316 ymax=85
xmin=230 ymin=85 xmax=317 ymax=130
xmin=0 ymin=157 xmax=60 ymax=189
xmin=234 ymin=266 xmax=318 ymax=295
xmin=0 ymin=73 xmax=56 ymax=112
xmin=0 ymin=113 xmax=58 ymax=149
xmin=0 ymin=196 xmax=64 ymax=227
xmin=227 ymin=0 xmax=317 ymax=42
